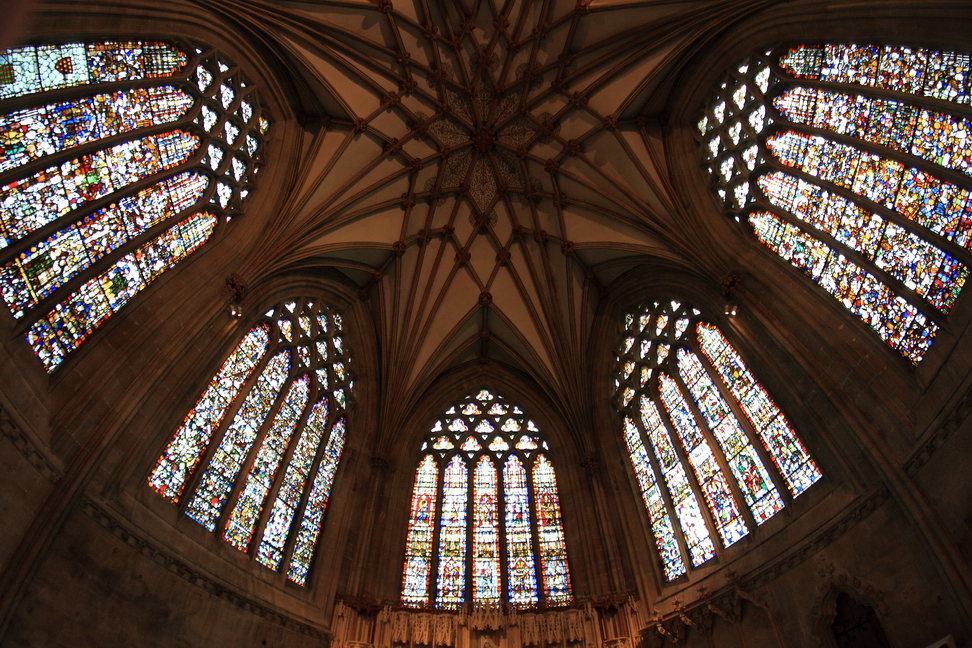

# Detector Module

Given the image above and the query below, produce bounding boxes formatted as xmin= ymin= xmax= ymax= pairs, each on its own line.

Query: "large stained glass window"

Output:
xmin=148 ymin=297 xmax=353 ymax=586
xmin=0 ymin=41 xmax=269 ymax=371
xmin=697 ymin=44 xmax=972 ymax=364
xmin=400 ymin=389 xmax=572 ymax=609
xmin=614 ymin=300 xmax=821 ymax=582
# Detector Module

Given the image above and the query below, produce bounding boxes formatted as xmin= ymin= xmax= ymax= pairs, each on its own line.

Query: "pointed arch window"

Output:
xmin=148 ymin=297 xmax=353 ymax=586
xmin=698 ymin=44 xmax=972 ymax=364
xmin=614 ymin=301 xmax=821 ymax=581
xmin=0 ymin=41 xmax=269 ymax=371
xmin=401 ymin=389 xmax=572 ymax=610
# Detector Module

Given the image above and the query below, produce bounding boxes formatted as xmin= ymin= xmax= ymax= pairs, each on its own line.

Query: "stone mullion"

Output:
xmin=525 ymin=451 xmax=548 ymax=608
xmin=9 ymin=166 xmax=220 ymax=336
xmin=0 ymin=40 xmax=201 ymax=116
xmin=688 ymin=334 xmax=794 ymax=510
xmin=756 ymin=118 xmax=972 ymax=269
xmin=626 ymin=399 xmax=694 ymax=580
xmin=465 ymin=450 xmax=477 ymax=606
xmin=277 ymin=396 xmax=344 ymax=584
xmin=0 ymin=85 xmax=208 ymax=196
xmin=246 ymin=364 xmax=322 ymax=560
xmin=175 ymin=321 xmax=279 ymax=513
xmin=497 ymin=452 xmax=511 ymax=607
xmin=649 ymin=388 xmax=724 ymax=558
xmin=747 ymin=170 xmax=946 ymax=325
xmin=668 ymin=362 xmax=759 ymax=535
xmin=428 ymin=451 xmax=448 ymax=608
xmin=766 ymin=51 xmax=972 ymax=123
xmin=212 ymin=357 xmax=300 ymax=541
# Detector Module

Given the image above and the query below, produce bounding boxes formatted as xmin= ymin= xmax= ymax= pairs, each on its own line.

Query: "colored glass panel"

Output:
xmin=224 ymin=375 xmax=311 ymax=551
xmin=779 ymin=45 xmax=971 ymax=105
xmin=185 ymin=351 xmax=291 ymax=530
xmin=0 ymin=130 xmax=199 ymax=249
xmin=676 ymin=349 xmax=784 ymax=523
xmin=696 ymin=323 xmax=822 ymax=496
xmin=147 ymin=324 xmax=270 ymax=501
xmin=256 ymin=397 xmax=330 ymax=570
xmin=436 ymin=456 xmax=468 ymax=609
xmin=472 ymin=457 xmax=501 ymax=604
xmin=757 ymin=171 xmax=967 ymax=313
xmin=532 ymin=455 xmax=571 ymax=606
xmin=287 ymin=417 xmax=347 ymax=585
xmin=402 ymin=455 xmax=439 ymax=607
xmin=26 ymin=211 xmax=216 ymax=371
xmin=1 ymin=172 xmax=208 ymax=318
xmin=0 ymin=42 xmax=186 ymax=100
xmin=0 ymin=86 xmax=193 ymax=173
xmin=621 ymin=417 xmax=686 ymax=580
xmin=773 ymin=87 xmax=972 ymax=179
xmin=504 ymin=455 xmax=539 ymax=607
xmin=658 ymin=373 xmax=748 ymax=547
xmin=639 ymin=395 xmax=715 ymax=566
xmin=749 ymin=209 xmax=936 ymax=363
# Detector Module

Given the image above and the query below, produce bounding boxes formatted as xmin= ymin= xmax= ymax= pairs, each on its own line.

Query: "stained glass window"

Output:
xmin=0 ymin=41 xmax=270 ymax=371
xmin=148 ymin=297 xmax=354 ymax=586
xmin=698 ymin=44 xmax=972 ymax=364
xmin=615 ymin=301 xmax=822 ymax=582
xmin=400 ymin=390 xmax=572 ymax=609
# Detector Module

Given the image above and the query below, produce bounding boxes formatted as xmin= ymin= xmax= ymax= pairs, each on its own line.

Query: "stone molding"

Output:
xmin=77 ymin=496 xmax=331 ymax=643
xmin=0 ymin=405 xmax=60 ymax=484
xmin=648 ymin=486 xmax=891 ymax=633
xmin=906 ymin=382 xmax=972 ymax=474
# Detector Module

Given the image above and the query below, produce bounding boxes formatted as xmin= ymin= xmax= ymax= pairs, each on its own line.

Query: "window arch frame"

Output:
xmin=0 ymin=37 xmax=270 ymax=373
xmin=694 ymin=41 xmax=972 ymax=367
xmin=611 ymin=297 xmax=825 ymax=585
xmin=145 ymin=294 xmax=355 ymax=589
xmin=400 ymin=388 xmax=574 ymax=610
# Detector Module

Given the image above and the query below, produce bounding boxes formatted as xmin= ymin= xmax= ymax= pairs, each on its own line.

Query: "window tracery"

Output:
xmin=0 ymin=41 xmax=269 ymax=371
xmin=401 ymin=389 xmax=572 ymax=609
xmin=614 ymin=301 xmax=821 ymax=581
xmin=148 ymin=297 xmax=353 ymax=585
xmin=698 ymin=44 xmax=972 ymax=364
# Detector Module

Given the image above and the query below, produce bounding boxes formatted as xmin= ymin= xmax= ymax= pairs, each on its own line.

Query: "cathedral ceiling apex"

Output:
xmin=218 ymin=0 xmax=734 ymax=393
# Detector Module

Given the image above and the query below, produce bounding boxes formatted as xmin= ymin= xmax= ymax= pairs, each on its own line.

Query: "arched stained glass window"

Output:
xmin=697 ymin=44 xmax=972 ymax=364
xmin=0 ymin=41 xmax=269 ymax=371
xmin=148 ymin=297 xmax=353 ymax=586
xmin=401 ymin=389 xmax=572 ymax=610
xmin=614 ymin=301 xmax=821 ymax=582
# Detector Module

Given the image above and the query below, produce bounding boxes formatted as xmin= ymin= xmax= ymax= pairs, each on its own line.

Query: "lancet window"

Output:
xmin=0 ymin=41 xmax=268 ymax=371
xmin=614 ymin=301 xmax=821 ymax=582
xmin=401 ymin=389 xmax=572 ymax=610
xmin=148 ymin=297 xmax=353 ymax=586
xmin=698 ymin=44 xmax=972 ymax=364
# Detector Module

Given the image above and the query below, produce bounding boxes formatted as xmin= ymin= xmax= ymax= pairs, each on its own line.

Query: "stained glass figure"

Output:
xmin=257 ymin=397 xmax=329 ymax=570
xmin=532 ymin=455 xmax=572 ymax=606
xmin=148 ymin=298 xmax=353 ymax=585
xmin=436 ymin=456 xmax=469 ymax=609
xmin=223 ymin=375 xmax=311 ymax=551
xmin=616 ymin=301 xmax=822 ymax=580
xmin=148 ymin=324 xmax=270 ymax=501
xmin=698 ymin=44 xmax=972 ymax=364
xmin=402 ymin=455 xmax=440 ymax=607
xmin=472 ymin=456 xmax=501 ymax=604
xmin=1 ymin=41 xmax=271 ymax=370
xmin=621 ymin=416 xmax=686 ymax=580
xmin=401 ymin=390 xmax=572 ymax=608
xmin=288 ymin=417 xmax=347 ymax=585
xmin=0 ymin=42 xmax=186 ymax=100
xmin=504 ymin=455 xmax=539 ymax=607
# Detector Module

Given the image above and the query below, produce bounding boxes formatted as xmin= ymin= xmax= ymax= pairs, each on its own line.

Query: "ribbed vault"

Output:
xmin=196 ymin=0 xmax=770 ymax=433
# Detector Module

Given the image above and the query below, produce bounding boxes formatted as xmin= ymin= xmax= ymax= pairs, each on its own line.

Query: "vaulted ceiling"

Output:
xmin=204 ymin=0 xmax=758 ymax=425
